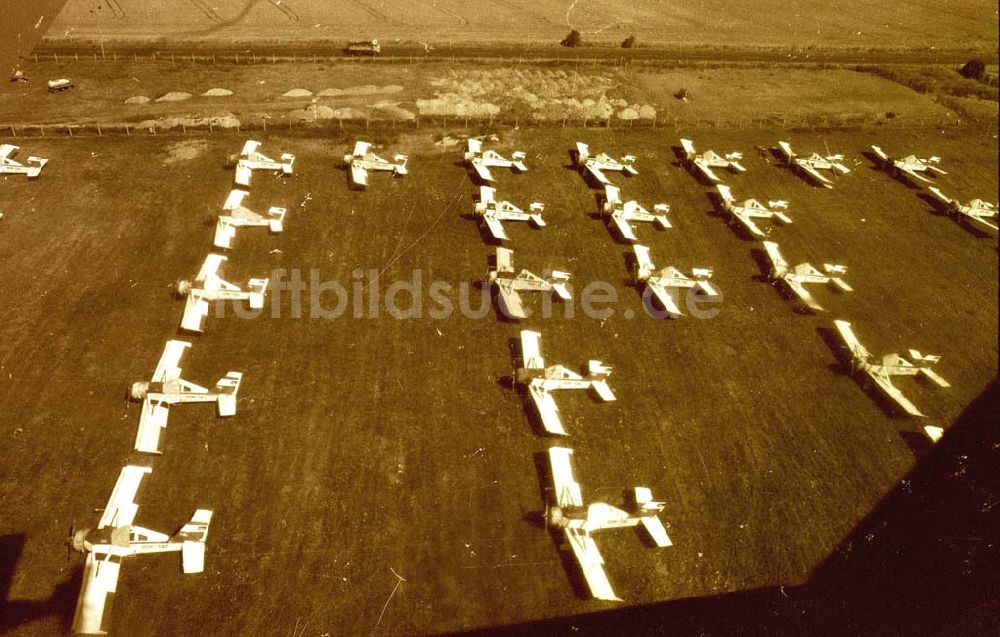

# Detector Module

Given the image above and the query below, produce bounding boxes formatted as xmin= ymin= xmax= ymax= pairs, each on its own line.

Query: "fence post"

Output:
xmin=126 ymin=123 xmax=130 ymax=136
xmin=9 ymin=125 xmax=15 ymax=137
xmin=97 ymin=122 xmax=102 ymax=136
xmin=67 ymin=125 xmax=73 ymax=137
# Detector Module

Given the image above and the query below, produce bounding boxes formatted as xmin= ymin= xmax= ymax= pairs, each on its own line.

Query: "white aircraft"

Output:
xmin=473 ymin=186 xmax=546 ymax=241
xmin=762 ymin=241 xmax=852 ymax=312
xmin=214 ymin=189 xmax=286 ymax=249
xmin=130 ymin=340 xmax=243 ymax=454
xmin=715 ymin=184 xmax=792 ymax=238
xmin=344 ymin=140 xmax=407 ymax=189
xmin=514 ymin=330 xmax=615 ymax=436
xmin=487 ymin=247 xmax=571 ymax=319
xmin=0 ymin=143 xmax=47 ymax=178
xmin=927 ymin=187 xmax=998 ymax=237
xmin=633 ymin=245 xmax=718 ymax=318
xmin=833 ymin=320 xmax=950 ymax=418
xmin=230 ymin=140 xmax=294 ymax=187
xmin=680 ymin=138 xmax=746 ymax=183
xmin=870 ymin=146 xmax=946 ymax=185
xmin=176 ymin=254 xmax=269 ymax=333
xmin=544 ymin=447 xmax=671 ymax=602
xmin=776 ymin=141 xmax=850 ymax=188
xmin=574 ymin=142 xmax=638 ymax=185
xmin=70 ymin=465 xmax=212 ymax=635
xmin=463 ymin=138 xmax=528 ymax=182
xmin=601 ymin=184 xmax=670 ymax=242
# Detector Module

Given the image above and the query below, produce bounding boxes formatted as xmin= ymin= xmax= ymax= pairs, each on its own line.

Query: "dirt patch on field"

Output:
xmin=162 ymin=139 xmax=208 ymax=164
xmin=155 ymin=91 xmax=192 ymax=102
xmin=202 ymin=87 xmax=233 ymax=97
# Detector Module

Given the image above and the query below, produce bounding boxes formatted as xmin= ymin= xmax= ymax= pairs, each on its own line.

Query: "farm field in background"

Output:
xmin=0 ymin=125 xmax=995 ymax=635
xmin=45 ymin=0 xmax=998 ymax=50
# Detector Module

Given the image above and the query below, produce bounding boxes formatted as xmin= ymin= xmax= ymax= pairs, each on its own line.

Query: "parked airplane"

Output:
xmin=70 ymin=465 xmax=212 ymax=635
xmin=870 ymin=146 xmax=946 ymax=185
xmin=601 ymin=184 xmax=670 ymax=242
xmin=214 ymin=189 xmax=286 ymax=249
xmin=130 ymin=340 xmax=242 ymax=454
xmin=680 ymin=138 xmax=746 ymax=183
xmin=176 ymin=254 xmax=269 ymax=332
xmin=776 ymin=141 xmax=849 ymax=188
xmin=0 ymin=144 xmax=47 ymax=178
xmin=488 ymin=247 xmax=572 ymax=319
xmin=715 ymin=184 xmax=792 ymax=238
xmin=463 ymin=138 xmax=528 ymax=182
xmin=633 ymin=244 xmax=718 ymax=318
xmin=473 ymin=186 xmax=546 ymax=241
xmin=927 ymin=187 xmax=998 ymax=237
xmin=344 ymin=140 xmax=407 ymax=189
xmin=762 ymin=241 xmax=851 ymax=312
xmin=514 ymin=330 xmax=615 ymax=435
xmin=574 ymin=142 xmax=638 ymax=185
xmin=229 ymin=140 xmax=294 ymax=187
xmin=833 ymin=320 xmax=949 ymax=418
xmin=544 ymin=447 xmax=671 ymax=602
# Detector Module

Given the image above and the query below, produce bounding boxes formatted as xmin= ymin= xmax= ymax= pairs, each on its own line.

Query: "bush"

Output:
xmin=561 ymin=30 xmax=582 ymax=47
xmin=621 ymin=35 xmax=636 ymax=49
xmin=959 ymin=59 xmax=986 ymax=81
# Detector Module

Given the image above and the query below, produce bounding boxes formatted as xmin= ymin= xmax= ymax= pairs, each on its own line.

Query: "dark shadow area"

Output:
xmin=443 ymin=379 xmax=1000 ymax=636
xmin=0 ymin=534 xmax=81 ymax=633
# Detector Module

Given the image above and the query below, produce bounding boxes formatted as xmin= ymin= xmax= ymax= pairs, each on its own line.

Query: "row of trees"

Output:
xmin=561 ymin=30 xmax=636 ymax=48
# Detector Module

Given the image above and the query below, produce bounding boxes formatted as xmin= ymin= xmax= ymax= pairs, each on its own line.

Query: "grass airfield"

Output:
xmin=0 ymin=125 xmax=996 ymax=635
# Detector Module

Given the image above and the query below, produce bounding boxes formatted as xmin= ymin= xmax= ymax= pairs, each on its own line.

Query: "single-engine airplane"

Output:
xmin=776 ymin=141 xmax=850 ymax=188
xmin=514 ymin=330 xmax=615 ymax=435
xmin=601 ymin=184 xmax=670 ymax=242
xmin=0 ymin=144 xmax=47 ymax=178
xmin=344 ymin=140 xmax=407 ymax=189
xmin=633 ymin=244 xmax=718 ymax=318
xmin=488 ymin=247 xmax=571 ymax=319
xmin=473 ymin=186 xmax=546 ymax=241
xmin=833 ymin=320 xmax=949 ymax=418
xmin=176 ymin=254 xmax=269 ymax=332
xmin=680 ymin=138 xmax=746 ymax=183
xmin=870 ymin=146 xmax=946 ymax=185
xmin=229 ymin=140 xmax=294 ymax=187
xmin=543 ymin=446 xmax=672 ymax=602
xmin=214 ymin=189 xmax=287 ymax=249
xmin=130 ymin=340 xmax=242 ymax=454
xmin=762 ymin=241 xmax=851 ymax=312
xmin=463 ymin=138 xmax=528 ymax=182
xmin=715 ymin=184 xmax=792 ymax=238
xmin=70 ymin=465 xmax=212 ymax=635
xmin=927 ymin=187 xmax=998 ymax=237
xmin=574 ymin=142 xmax=638 ymax=185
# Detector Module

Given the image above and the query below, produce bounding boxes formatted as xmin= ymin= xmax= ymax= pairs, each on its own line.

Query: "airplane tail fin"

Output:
xmin=393 ymin=154 xmax=408 ymax=174
xmin=247 ymin=278 xmax=270 ymax=309
xmin=174 ymin=509 xmax=213 ymax=574
xmin=511 ymin=151 xmax=528 ymax=172
xmin=267 ymin=207 xmax=287 ymax=233
xmin=215 ymin=372 xmax=243 ymax=416
xmin=529 ymin=203 xmax=546 ymax=227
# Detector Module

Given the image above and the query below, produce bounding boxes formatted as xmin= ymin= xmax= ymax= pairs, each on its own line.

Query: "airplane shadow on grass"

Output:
xmin=446 ymin=379 xmax=1000 ymax=636
xmin=0 ymin=534 xmax=80 ymax=634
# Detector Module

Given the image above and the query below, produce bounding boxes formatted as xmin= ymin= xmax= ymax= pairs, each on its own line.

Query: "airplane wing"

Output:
xmin=0 ymin=144 xmax=16 ymax=161
xmin=762 ymin=241 xmax=788 ymax=277
xmin=519 ymin=330 xmax=545 ymax=369
xmin=798 ymin=161 xmax=833 ymax=187
xmin=180 ymin=294 xmax=210 ymax=333
xmin=869 ymin=371 xmax=925 ymax=417
xmin=495 ymin=281 xmax=528 ymax=320
xmin=833 ymin=320 xmax=871 ymax=362
xmin=240 ymin=140 xmax=259 ymax=157
xmin=733 ymin=211 xmax=767 ymax=238
xmin=679 ymin=138 xmax=696 ymax=156
xmin=472 ymin=160 xmax=494 ymax=182
xmin=350 ymin=163 xmax=369 ymax=188
xmin=72 ymin=552 xmax=120 ymax=635
xmin=482 ymin=215 xmax=509 ymax=241
xmin=213 ymin=219 xmax=236 ymax=249
xmin=898 ymin=165 xmax=931 ymax=184
xmin=195 ymin=254 xmax=226 ymax=283
xmin=134 ymin=398 xmax=170 ymax=454
xmin=646 ymin=280 xmax=683 ymax=317
xmin=352 ymin=140 xmax=369 ymax=157
xmin=478 ymin=185 xmax=496 ymax=204
xmin=586 ymin=164 xmax=609 ymax=185
xmin=97 ymin=465 xmax=151 ymax=529
xmin=609 ymin=213 xmax=638 ymax=242
xmin=547 ymin=447 xmax=583 ymax=507
xmin=776 ymin=141 xmax=794 ymax=161
xmin=639 ymin=516 xmax=673 ymax=548
xmin=632 ymin=244 xmax=655 ymax=277
xmin=694 ymin=161 xmax=721 ymax=183
xmin=564 ymin=528 xmax=621 ymax=602
xmin=530 ymin=384 xmax=566 ymax=435
xmin=926 ymin=187 xmax=952 ymax=206
xmin=234 ymin=163 xmax=252 ymax=187
xmin=152 ymin=340 xmax=190 ymax=382
xmin=466 ymin=138 xmax=482 ymax=156
xmin=784 ymin=277 xmax=824 ymax=312
xmin=495 ymin=246 xmax=515 ymax=273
